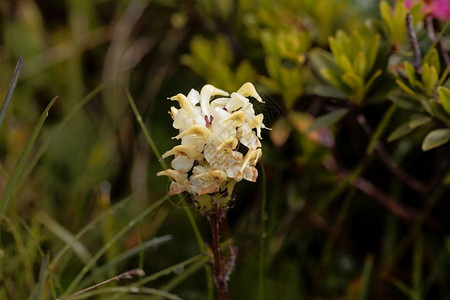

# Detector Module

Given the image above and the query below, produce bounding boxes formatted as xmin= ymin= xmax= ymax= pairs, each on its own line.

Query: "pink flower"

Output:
xmin=404 ymin=0 xmax=450 ymax=20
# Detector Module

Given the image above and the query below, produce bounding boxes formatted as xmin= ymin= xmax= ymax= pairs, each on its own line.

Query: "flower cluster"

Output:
xmin=157 ymin=83 xmax=267 ymax=202
xmin=405 ymin=0 xmax=450 ymax=20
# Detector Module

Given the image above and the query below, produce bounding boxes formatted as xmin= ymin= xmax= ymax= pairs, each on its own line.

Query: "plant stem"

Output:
xmin=208 ymin=208 xmax=228 ymax=300
xmin=406 ymin=12 xmax=422 ymax=72
xmin=426 ymin=16 xmax=450 ymax=67
xmin=356 ymin=113 xmax=428 ymax=194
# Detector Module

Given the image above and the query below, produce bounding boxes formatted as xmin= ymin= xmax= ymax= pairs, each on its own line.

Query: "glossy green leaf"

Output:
xmin=409 ymin=114 xmax=432 ymax=129
xmin=430 ymin=102 xmax=450 ymax=123
xmin=422 ymin=128 xmax=450 ymax=151
xmin=342 ymin=72 xmax=364 ymax=90
xmin=404 ymin=62 xmax=416 ymax=87
xmin=321 ymin=68 xmax=346 ymax=91
xmin=388 ymin=122 xmax=414 ymax=142
xmin=424 ymin=48 xmax=440 ymax=74
xmin=395 ymin=79 xmax=416 ymax=97
xmin=367 ymin=105 xmax=397 ymax=155
xmin=388 ymin=90 xmax=419 ymax=109
xmin=438 ymin=86 xmax=450 ymax=115
xmin=309 ymin=48 xmax=338 ymax=73
xmin=306 ymin=108 xmax=349 ymax=132
xmin=310 ymin=84 xmax=348 ymax=99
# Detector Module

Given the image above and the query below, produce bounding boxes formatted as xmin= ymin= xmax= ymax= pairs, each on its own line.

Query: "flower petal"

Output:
xmin=237 ymin=82 xmax=264 ymax=103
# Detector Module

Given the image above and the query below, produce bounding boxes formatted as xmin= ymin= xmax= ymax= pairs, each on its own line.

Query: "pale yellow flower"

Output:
xmin=157 ymin=82 xmax=267 ymax=202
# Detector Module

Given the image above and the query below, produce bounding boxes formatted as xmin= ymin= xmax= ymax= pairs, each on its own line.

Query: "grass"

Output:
xmin=1 ymin=0 xmax=450 ymax=299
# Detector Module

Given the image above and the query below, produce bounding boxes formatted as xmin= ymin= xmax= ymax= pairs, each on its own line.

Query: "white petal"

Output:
xmin=170 ymin=94 xmax=195 ymax=114
xmin=181 ymin=135 xmax=207 ymax=152
xmin=237 ymin=82 xmax=263 ymax=102
xmin=200 ymin=85 xmax=229 ymax=117
xmin=243 ymin=166 xmax=258 ymax=182
xmin=171 ymin=156 xmax=194 ymax=172
xmin=187 ymin=89 xmax=200 ymax=105
xmin=226 ymin=93 xmax=249 ymax=112
xmin=162 ymin=145 xmax=203 ymax=160
xmin=169 ymin=181 xmax=189 ymax=195
xmin=156 ymin=169 xmax=188 ymax=184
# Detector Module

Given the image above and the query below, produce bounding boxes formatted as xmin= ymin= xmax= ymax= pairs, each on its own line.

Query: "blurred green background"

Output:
xmin=1 ymin=0 xmax=450 ymax=299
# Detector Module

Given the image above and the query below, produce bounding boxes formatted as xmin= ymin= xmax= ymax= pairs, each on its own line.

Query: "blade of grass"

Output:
xmin=37 ymin=211 xmax=93 ymax=264
xmin=160 ymin=257 xmax=208 ymax=293
xmin=16 ymin=81 xmax=108 ymax=194
xmin=126 ymin=90 xmax=213 ymax=296
xmin=66 ymin=269 xmax=146 ymax=300
xmin=0 ymin=95 xmax=58 ymax=217
xmin=357 ymin=254 xmax=374 ymax=300
xmin=383 ymin=273 xmax=416 ymax=299
xmin=2 ymin=216 xmax=35 ymax=289
xmin=79 ymin=235 xmax=172 ymax=288
xmin=71 ymin=286 xmax=182 ymax=300
xmin=0 ymin=57 xmax=23 ymax=130
xmin=118 ymin=239 xmax=232 ymax=300
xmin=36 ymin=255 xmax=48 ymax=300
xmin=258 ymin=163 xmax=267 ymax=300
xmin=61 ymin=195 xmax=169 ymax=297
xmin=367 ymin=104 xmax=396 ymax=155
xmin=412 ymin=233 xmax=423 ymax=299
xmin=126 ymin=90 xmax=165 ymax=167
xmin=48 ymin=193 xmax=136 ymax=271
xmin=135 ymin=254 xmax=204 ymax=285
xmin=21 ymin=220 xmax=57 ymax=300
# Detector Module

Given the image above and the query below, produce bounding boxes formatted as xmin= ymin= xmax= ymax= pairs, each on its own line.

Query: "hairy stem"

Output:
xmin=356 ymin=113 xmax=428 ymax=193
xmin=208 ymin=208 xmax=228 ymax=300
xmin=406 ymin=12 xmax=422 ymax=72
xmin=426 ymin=16 xmax=450 ymax=67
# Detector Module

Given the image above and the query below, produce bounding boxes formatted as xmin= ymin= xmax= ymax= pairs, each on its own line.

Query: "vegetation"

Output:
xmin=1 ymin=0 xmax=450 ymax=299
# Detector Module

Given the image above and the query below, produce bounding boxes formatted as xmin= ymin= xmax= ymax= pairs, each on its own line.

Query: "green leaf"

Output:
xmin=388 ymin=122 xmax=414 ymax=142
xmin=310 ymin=84 xmax=348 ymax=100
xmin=342 ymin=72 xmax=364 ymax=90
xmin=37 ymin=211 xmax=93 ymax=264
xmin=364 ymin=69 xmax=383 ymax=92
xmin=422 ymin=64 xmax=438 ymax=94
xmin=395 ymin=79 xmax=416 ymax=97
xmin=0 ymin=96 xmax=58 ymax=217
xmin=37 ymin=255 xmax=48 ymax=300
xmin=309 ymin=48 xmax=338 ymax=74
xmin=409 ymin=114 xmax=432 ymax=129
xmin=424 ymin=48 xmax=440 ymax=74
xmin=438 ymin=86 xmax=450 ymax=115
xmin=430 ymin=102 xmax=450 ymax=123
xmin=366 ymin=35 xmax=380 ymax=72
xmin=353 ymin=52 xmax=367 ymax=78
xmin=0 ymin=57 xmax=23 ymax=130
xmin=404 ymin=62 xmax=416 ymax=87
xmin=419 ymin=96 xmax=434 ymax=116
xmin=388 ymin=90 xmax=419 ymax=110
xmin=380 ymin=1 xmax=394 ymax=35
xmin=357 ymin=255 xmax=374 ymax=300
xmin=306 ymin=108 xmax=349 ymax=132
xmin=422 ymin=128 xmax=450 ymax=151
xmin=320 ymin=68 xmax=346 ymax=91
xmin=336 ymin=53 xmax=354 ymax=73
xmin=367 ymin=105 xmax=396 ymax=155
xmin=62 ymin=195 xmax=169 ymax=297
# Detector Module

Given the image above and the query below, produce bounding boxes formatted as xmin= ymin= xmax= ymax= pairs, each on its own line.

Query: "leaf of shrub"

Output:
xmin=409 ymin=114 xmax=432 ymax=129
xmin=387 ymin=123 xmax=413 ymax=142
xmin=388 ymin=90 xmax=419 ymax=110
xmin=306 ymin=108 xmax=349 ymax=133
xmin=422 ymin=128 xmax=450 ymax=151
xmin=438 ymin=86 xmax=450 ymax=115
